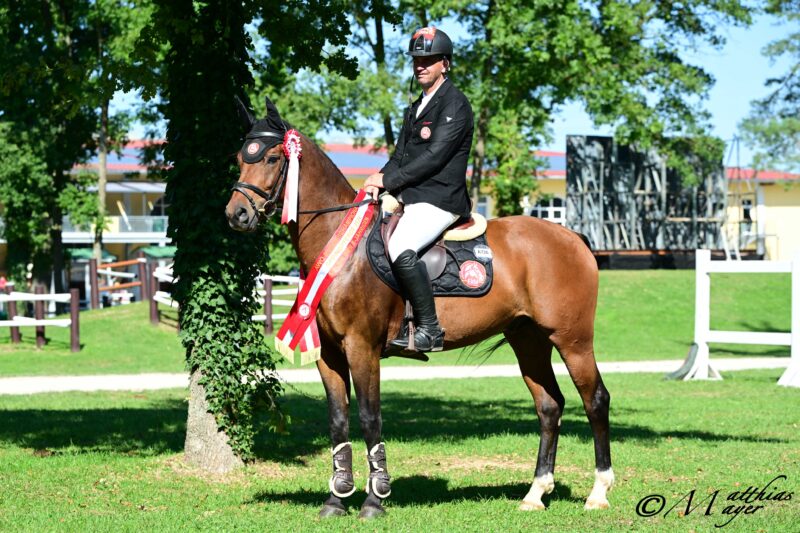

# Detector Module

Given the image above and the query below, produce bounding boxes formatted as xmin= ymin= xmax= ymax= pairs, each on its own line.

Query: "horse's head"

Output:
xmin=226 ymin=96 xmax=289 ymax=232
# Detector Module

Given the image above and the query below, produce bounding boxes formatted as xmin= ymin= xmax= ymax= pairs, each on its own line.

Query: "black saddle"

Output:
xmin=366 ymin=208 xmax=494 ymax=297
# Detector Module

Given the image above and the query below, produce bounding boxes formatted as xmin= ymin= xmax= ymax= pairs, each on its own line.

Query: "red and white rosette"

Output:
xmin=281 ymin=129 xmax=302 ymax=224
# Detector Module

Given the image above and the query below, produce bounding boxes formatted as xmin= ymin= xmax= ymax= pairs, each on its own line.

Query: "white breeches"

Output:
xmin=387 ymin=202 xmax=459 ymax=262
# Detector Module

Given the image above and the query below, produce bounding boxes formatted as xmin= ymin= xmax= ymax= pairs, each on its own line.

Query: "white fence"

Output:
xmin=0 ymin=290 xmax=80 ymax=352
xmin=252 ymin=275 xmax=300 ymax=326
xmin=676 ymin=249 xmax=799 ymax=386
xmin=149 ymin=266 xmax=299 ymax=330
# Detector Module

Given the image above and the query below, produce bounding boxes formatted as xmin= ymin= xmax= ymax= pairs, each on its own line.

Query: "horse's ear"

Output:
xmin=235 ymin=95 xmax=255 ymax=132
xmin=264 ymin=96 xmax=283 ymax=123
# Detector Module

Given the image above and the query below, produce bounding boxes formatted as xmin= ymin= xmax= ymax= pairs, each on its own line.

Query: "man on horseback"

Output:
xmin=364 ymin=26 xmax=474 ymax=353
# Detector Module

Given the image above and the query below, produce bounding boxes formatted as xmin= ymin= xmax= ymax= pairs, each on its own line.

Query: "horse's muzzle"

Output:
xmin=226 ymin=205 xmax=258 ymax=232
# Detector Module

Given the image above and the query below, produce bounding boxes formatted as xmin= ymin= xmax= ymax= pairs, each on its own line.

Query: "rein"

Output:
xmin=231 ymin=151 xmax=375 ymax=219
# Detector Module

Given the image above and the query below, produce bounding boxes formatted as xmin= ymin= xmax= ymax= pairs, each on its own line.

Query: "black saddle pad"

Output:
xmin=366 ymin=215 xmax=494 ymax=297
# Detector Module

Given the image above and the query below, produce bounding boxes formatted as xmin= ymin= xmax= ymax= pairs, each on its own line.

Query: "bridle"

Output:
xmin=231 ymin=131 xmax=289 ymax=219
xmin=231 ymin=130 xmax=376 ymax=220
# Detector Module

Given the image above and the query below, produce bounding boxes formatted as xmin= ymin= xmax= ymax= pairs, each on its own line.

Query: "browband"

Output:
xmin=246 ymin=131 xmax=284 ymax=139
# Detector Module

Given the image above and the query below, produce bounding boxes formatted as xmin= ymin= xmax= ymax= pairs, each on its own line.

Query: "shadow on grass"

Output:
xmin=254 ymin=392 xmax=783 ymax=464
xmin=250 ymin=476 xmax=582 ymax=508
xmin=0 ymin=400 xmax=186 ymax=455
xmin=736 ymin=320 xmax=789 ymax=334
xmin=0 ymin=390 xmax=783 ymax=460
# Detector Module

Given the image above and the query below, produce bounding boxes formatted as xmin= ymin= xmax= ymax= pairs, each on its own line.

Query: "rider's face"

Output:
xmin=413 ymin=55 xmax=447 ymax=90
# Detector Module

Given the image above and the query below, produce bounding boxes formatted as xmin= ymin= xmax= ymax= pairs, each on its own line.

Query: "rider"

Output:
xmin=364 ymin=27 xmax=474 ymax=353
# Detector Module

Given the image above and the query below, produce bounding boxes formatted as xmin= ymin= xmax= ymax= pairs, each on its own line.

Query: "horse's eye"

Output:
xmin=267 ymin=155 xmax=279 ymax=164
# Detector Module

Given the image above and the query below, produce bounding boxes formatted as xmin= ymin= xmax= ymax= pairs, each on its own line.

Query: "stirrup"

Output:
xmin=381 ymin=346 xmax=430 ymax=361
xmin=411 ymin=325 xmax=444 ymax=353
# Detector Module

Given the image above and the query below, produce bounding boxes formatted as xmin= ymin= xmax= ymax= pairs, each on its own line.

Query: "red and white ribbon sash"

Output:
xmin=275 ymin=189 xmax=376 ymax=364
xmin=281 ymin=130 xmax=302 ymax=225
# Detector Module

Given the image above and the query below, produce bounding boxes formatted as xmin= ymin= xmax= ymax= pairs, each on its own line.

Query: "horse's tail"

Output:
xmin=460 ymin=335 xmax=509 ymax=365
xmin=575 ymin=231 xmax=592 ymax=250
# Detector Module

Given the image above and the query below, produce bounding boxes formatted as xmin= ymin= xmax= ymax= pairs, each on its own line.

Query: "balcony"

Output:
xmin=62 ymin=216 xmax=169 ymax=244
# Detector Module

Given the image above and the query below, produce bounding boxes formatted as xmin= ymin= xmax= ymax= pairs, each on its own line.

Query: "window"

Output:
xmin=530 ymin=196 xmax=565 ymax=225
xmin=150 ymin=196 xmax=170 ymax=216
xmin=475 ymin=195 xmax=490 ymax=218
xmin=742 ymin=199 xmax=753 ymax=222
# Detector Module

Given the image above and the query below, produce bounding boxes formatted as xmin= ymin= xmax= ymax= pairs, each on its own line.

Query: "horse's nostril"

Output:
xmin=236 ymin=206 xmax=249 ymax=223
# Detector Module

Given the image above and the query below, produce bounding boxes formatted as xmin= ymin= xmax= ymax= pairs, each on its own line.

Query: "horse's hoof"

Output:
xmin=584 ymin=498 xmax=609 ymax=510
xmin=519 ymin=500 xmax=546 ymax=511
xmin=319 ymin=504 xmax=347 ymax=518
xmin=358 ymin=503 xmax=386 ymax=520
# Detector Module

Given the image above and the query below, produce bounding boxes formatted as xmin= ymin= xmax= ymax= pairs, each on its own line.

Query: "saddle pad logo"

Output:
xmin=246 ymin=142 xmax=260 ymax=155
xmin=420 ymin=126 xmax=431 ymax=140
xmin=459 ymin=260 xmax=487 ymax=288
xmin=473 ymin=244 xmax=493 ymax=262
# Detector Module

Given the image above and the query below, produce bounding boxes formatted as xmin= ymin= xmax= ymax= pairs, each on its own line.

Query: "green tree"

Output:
xmin=249 ymin=0 xmax=405 ymax=151
xmin=400 ymin=0 xmax=752 ymax=214
xmin=0 ymin=125 xmax=52 ymax=284
xmin=139 ymin=0 xmax=355 ymax=470
xmin=740 ymin=1 xmax=799 ymax=173
xmin=86 ymin=0 xmax=154 ymax=262
xmin=0 ymin=1 xmax=99 ymax=289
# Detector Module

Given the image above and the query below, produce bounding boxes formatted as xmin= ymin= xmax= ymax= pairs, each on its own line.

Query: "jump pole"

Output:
xmin=778 ymin=252 xmax=800 ymax=387
xmin=263 ymin=278 xmax=273 ymax=335
xmin=70 ymin=288 xmax=80 ymax=352
xmin=137 ymin=251 xmax=149 ymax=301
xmin=89 ymin=258 xmax=100 ymax=309
xmin=150 ymin=268 xmax=159 ymax=325
xmin=34 ymin=285 xmax=46 ymax=348
xmin=7 ymin=299 xmax=21 ymax=343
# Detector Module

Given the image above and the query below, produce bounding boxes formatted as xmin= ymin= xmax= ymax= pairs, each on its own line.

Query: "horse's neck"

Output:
xmin=289 ymin=140 xmax=359 ymax=271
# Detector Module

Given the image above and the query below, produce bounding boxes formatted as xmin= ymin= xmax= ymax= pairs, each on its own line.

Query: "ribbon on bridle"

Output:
xmin=281 ymin=130 xmax=302 ymax=224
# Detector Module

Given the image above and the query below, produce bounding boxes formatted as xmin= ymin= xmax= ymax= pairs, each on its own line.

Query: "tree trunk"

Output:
xmin=184 ymin=368 xmax=244 ymax=473
xmin=471 ymin=105 xmax=489 ymax=209
xmin=372 ymin=14 xmax=395 ymax=150
xmin=94 ymin=100 xmax=108 ymax=263
xmin=469 ymin=0 xmax=494 ymax=210
xmin=48 ymin=178 xmax=67 ymax=311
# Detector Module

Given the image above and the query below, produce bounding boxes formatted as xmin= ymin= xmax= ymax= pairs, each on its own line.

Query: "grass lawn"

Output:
xmin=0 ymin=369 xmax=797 ymax=531
xmin=0 ymin=270 xmax=791 ymax=376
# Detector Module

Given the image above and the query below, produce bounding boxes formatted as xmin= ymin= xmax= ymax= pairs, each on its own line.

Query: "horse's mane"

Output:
xmin=300 ymin=132 xmax=356 ymax=196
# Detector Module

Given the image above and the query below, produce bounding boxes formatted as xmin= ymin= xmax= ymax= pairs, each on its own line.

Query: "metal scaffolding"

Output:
xmin=565 ymin=135 xmax=728 ymax=251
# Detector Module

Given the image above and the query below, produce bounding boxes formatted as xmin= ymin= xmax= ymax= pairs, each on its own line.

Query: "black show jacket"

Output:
xmin=380 ymin=79 xmax=474 ymax=217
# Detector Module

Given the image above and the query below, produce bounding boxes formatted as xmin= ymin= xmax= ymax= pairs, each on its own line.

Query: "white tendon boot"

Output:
xmin=584 ymin=468 xmax=615 ymax=510
xmin=519 ymin=473 xmax=555 ymax=511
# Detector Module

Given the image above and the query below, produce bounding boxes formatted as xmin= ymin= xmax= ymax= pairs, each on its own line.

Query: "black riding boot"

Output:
xmin=387 ymin=249 xmax=444 ymax=352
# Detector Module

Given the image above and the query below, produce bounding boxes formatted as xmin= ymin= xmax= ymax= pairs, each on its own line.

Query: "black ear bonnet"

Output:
xmin=241 ymin=98 xmax=287 ymax=163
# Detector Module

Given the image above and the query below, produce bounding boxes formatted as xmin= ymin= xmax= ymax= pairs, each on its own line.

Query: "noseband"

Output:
xmin=231 ymin=157 xmax=289 ymax=219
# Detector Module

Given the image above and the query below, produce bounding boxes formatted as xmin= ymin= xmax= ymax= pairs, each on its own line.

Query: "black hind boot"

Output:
xmin=387 ymin=249 xmax=444 ymax=353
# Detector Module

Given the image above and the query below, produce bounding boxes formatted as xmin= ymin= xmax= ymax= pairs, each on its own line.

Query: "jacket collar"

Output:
xmin=412 ymin=78 xmax=452 ymax=123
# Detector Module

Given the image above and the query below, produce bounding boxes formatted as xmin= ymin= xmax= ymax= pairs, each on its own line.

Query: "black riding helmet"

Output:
xmin=407 ymin=27 xmax=453 ymax=60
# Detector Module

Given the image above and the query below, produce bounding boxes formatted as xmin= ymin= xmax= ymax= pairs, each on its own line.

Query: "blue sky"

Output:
xmin=543 ymin=14 xmax=794 ymax=165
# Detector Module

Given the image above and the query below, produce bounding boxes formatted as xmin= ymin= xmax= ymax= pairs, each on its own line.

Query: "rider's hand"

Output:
xmin=364 ymin=172 xmax=384 ymax=200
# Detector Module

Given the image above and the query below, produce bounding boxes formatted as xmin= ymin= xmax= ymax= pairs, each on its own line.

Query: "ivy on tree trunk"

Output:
xmin=151 ymin=0 xmax=284 ymax=465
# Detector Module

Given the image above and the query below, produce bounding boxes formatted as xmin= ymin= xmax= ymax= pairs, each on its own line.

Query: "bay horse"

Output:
xmin=225 ymin=100 xmax=613 ymax=519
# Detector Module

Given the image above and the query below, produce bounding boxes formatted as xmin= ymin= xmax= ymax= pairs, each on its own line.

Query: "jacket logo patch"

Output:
xmin=446 ymin=116 xmax=453 ymax=122
xmin=420 ymin=126 xmax=432 ymax=140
